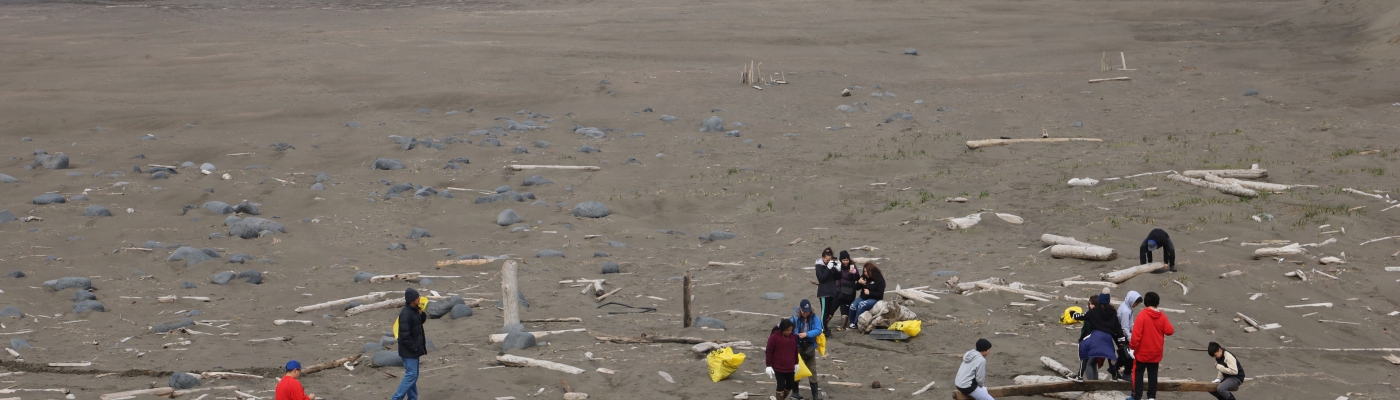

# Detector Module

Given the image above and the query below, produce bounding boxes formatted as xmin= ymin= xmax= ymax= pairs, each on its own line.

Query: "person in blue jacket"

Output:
xmin=789 ymin=299 xmax=824 ymax=400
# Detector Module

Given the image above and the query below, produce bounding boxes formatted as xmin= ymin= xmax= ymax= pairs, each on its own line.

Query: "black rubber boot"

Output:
xmin=790 ymin=388 xmax=804 ymax=400
xmin=810 ymin=382 xmax=822 ymax=400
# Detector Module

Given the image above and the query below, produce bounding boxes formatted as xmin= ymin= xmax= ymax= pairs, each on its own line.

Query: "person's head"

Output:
xmin=863 ymin=263 xmax=881 ymax=279
xmin=822 ymin=247 xmax=835 ymax=261
xmin=775 ymin=318 xmax=795 ymax=336
xmin=1087 ymin=294 xmax=1099 ymax=308
xmin=1144 ymin=291 xmax=1160 ymax=308
xmin=1097 ymin=293 xmax=1112 ymax=306
xmin=839 ymin=250 xmax=853 ymax=265
xmin=285 ymin=360 xmax=302 ymax=377
xmin=975 ymin=338 xmax=992 ymax=356
xmin=405 ymin=288 xmax=422 ymax=310
xmin=1147 ymin=239 xmax=1158 ymax=251
xmin=1208 ymin=342 xmax=1223 ymax=358
xmin=798 ymin=299 xmax=814 ymax=318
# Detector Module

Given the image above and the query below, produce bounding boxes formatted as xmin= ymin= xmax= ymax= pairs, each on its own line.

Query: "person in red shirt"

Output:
xmin=275 ymin=360 xmax=315 ymax=400
xmin=765 ymin=319 xmax=800 ymax=400
xmin=1127 ymin=292 xmax=1175 ymax=400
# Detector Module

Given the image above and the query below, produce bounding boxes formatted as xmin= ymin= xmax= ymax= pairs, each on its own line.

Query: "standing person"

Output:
xmin=845 ymin=263 xmax=885 ymax=330
xmin=1128 ymin=292 xmax=1175 ymax=400
xmin=1207 ymin=342 xmax=1244 ymax=400
xmin=391 ymin=288 xmax=428 ymax=400
xmin=1079 ymin=293 xmax=1122 ymax=380
xmin=832 ymin=253 xmax=861 ymax=330
xmin=1139 ymin=228 xmax=1177 ymax=272
xmin=765 ymin=319 xmax=800 ymax=400
xmin=1113 ymin=291 xmax=1143 ymax=380
xmin=813 ymin=248 xmax=840 ymax=333
xmin=275 ymin=360 xmax=315 ymax=400
xmin=955 ymin=339 xmax=995 ymax=400
xmin=789 ymin=299 xmax=824 ymax=400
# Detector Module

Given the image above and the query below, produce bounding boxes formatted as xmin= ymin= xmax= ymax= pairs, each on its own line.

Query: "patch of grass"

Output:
xmin=918 ymin=189 xmax=936 ymax=204
xmin=1367 ymin=167 xmax=1386 ymax=176
xmin=979 ymin=190 xmax=990 ymax=199
xmin=1331 ymin=148 xmax=1358 ymax=158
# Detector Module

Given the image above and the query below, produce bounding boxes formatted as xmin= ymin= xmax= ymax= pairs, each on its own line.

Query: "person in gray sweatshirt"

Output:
xmin=1113 ymin=291 xmax=1143 ymax=380
xmin=955 ymin=339 xmax=994 ymax=400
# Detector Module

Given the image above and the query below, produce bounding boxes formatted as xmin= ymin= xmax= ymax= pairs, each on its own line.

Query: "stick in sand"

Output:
xmin=966 ymin=138 xmax=1103 ymax=149
xmin=505 ymin=165 xmax=601 ymax=171
xmin=1088 ymin=77 xmax=1131 ymax=83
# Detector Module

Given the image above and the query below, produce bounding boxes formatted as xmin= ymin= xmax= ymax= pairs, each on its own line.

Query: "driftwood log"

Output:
xmin=947 ymin=213 xmax=982 ymax=230
xmin=1009 ymin=376 xmax=1122 ymax=400
xmin=368 ymin=272 xmax=420 ymax=283
xmin=682 ymin=271 xmax=693 ymax=328
xmin=1181 ymin=169 xmax=1268 ymax=179
xmin=496 ymin=355 xmax=585 ymax=374
xmin=1050 ymin=245 xmax=1117 ymax=261
xmin=1040 ymin=234 xmax=1097 ymax=247
xmin=592 ymin=335 xmax=721 ymax=344
xmin=966 ymin=138 xmax=1104 ymax=149
xmin=950 ymin=379 xmax=1231 ymax=399
xmin=1253 ymin=244 xmax=1305 ymax=259
xmin=506 ymin=165 xmax=601 ymax=171
xmin=302 ymin=354 xmax=362 ymax=375
xmin=102 ymin=388 xmax=175 ymax=400
xmin=1040 ymin=356 xmax=1078 ymax=379
xmin=503 ymin=260 xmax=521 ymax=327
xmin=945 ymin=276 xmax=1006 ymax=294
xmin=487 ymin=329 xmax=587 ymax=343
xmin=1199 ymin=174 xmax=1289 ymax=192
xmin=1165 ymin=174 xmax=1258 ymax=198
xmin=436 ymin=259 xmax=498 ymax=268
xmin=1100 ymin=262 xmax=1167 ymax=284
xmin=974 ymin=282 xmax=1054 ymax=299
xmin=296 ymin=293 xmax=389 ymax=313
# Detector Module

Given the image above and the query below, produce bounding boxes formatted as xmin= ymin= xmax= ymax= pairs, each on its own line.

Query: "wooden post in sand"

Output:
xmin=503 ymin=260 xmax=520 ymax=327
xmin=682 ymin=271 xmax=693 ymax=328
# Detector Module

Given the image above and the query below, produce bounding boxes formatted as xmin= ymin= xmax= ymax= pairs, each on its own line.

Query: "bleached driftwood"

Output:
xmin=273 ymin=320 xmax=313 ymax=326
xmin=488 ymin=328 xmax=587 ymax=343
xmin=521 ymin=317 xmax=583 ymax=323
xmin=1007 ymin=376 xmax=1123 ymax=400
xmin=974 ymin=282 xmax=1054 ymax=299
xmin=691 ymin=341 xmax=755 ymax=355
xmin=1254 ymin=244 xmax=1305 ymax=259
xmin=1219 ymin=270 xmax=1243 ymax=278
xmin=1318 ymin=257 xmax=1345 ymax=265
xmin=1359 ymin=236 xmax=1398 ymax=246
xmin=947 ymin=213 xmax=982 ymax=230
xmin=945 ymin=276 xmax=1006 ymax=294
xmin=369 ymin=272 xmax=420 ymax=283
xmin=496 ymin=355 xmax=585 ymax=374
xmin=1040 ymin=356 xmax=1079 ymax=379
xmin=1041 ymin=234 xmax=1097 ymax=247
xmin=1088 ymin=77 xmax=1131 ymax=83
xmin=1100 ymin=262 xmax=1167 ymax=284
xmin=502 ymin=260 xmax=521 ymax=327
xmin=49 ymin=362 xmax=91 ymax=367
xmin=102 ymin=388 xmax=175 ymax=400
xmin=1200 ymin=174 xmax=1290 ymax=192
xmin=1236 ymin=313 xmax=1261 ymax=328
xmin=248 ymin=336 xmax=292 ymax=343
xmin=995 ymin=213 xmax=1025 ymax=224
xmin=302 ymin=354 xmax=362 ymax=376
xmin=201 ymin=372 xmax=262 ymax=379
xmin=1181 ymin=169 xmax=1267 ymax=180
xmin=911 ymin=380 xmax=939 ymax=395
xmin=1199 ymin=237 xmax=1229 ymax=244
xmin=1285 ymin=302 xmax=1332 ymax=308
xmin=707 ymin=261 xmax=744 ymax=267
xmin=1067 ymin=178 xmax=1099 ymax=187
xmin=345 ymin=298 xmax=405 ymax=316
xmin=506 ymin=165 xmax=601 ymax=171
xmin=1062 ymin=281 xmax=1117 ymax=288
xmin=1050 ymin=245 xmax=1118 ymax=261
xmin=891 ymin=285 xmax=940 ymax=303
xmin=436 ymin=259 xmax=499 ymax=268
xmin=1165 ymin=174 xmax=1258 ymax=198
xmin=296 ymin=293 xmax=389 ymax=313
xmin=1342 ymin=188 xmax=1384 ymax=200
xmin=967 ymin=138 xmax=1103 ymax=149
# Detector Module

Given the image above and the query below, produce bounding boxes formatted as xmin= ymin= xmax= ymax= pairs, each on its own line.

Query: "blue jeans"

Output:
xmin=390 ymin=357 xmax=419 ymax=400
xmin=847 ymin=297 xmax=878 ymax=326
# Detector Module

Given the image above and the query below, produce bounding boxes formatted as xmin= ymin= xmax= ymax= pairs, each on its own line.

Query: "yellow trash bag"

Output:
xmin=393 ymin=297 xmax=432 ymax=339
xmin=889 ymin=320 xmax=922 ymax=337
xmin=1059 ymin=306 xmax=1084 ymax=325
xmin=815 ymin=333 xmax=827 ymax=356
xmin=706 ymin=347 xmax=746 ymax=382
xmin=794 ymin=357 xmax=814 ymax=381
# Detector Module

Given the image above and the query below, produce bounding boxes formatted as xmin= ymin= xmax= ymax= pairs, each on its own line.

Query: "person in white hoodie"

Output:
xmin=1113 ymin=291 xmax=1143 ymax=381
xmin=955 ymin=339 xmax=994 ymax=400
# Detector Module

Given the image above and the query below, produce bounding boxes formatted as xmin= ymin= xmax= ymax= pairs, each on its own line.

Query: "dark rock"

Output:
xmin=905 ymin=48 xmax=918 ymax=55
xmin=181 ymin=281 xmax=197 ymax=289
xmin=937 ymin=106 xmax=952 ymax=112
xmin=701 ymin=116 xmax=724 ymax=132
xmin=495 ymin=185 xmax=512 ymax=193
xmin=474 ymin=194 xmax=504 ymax=204
xmin=237 ymin=269 xmax=263 ymax=284
xmin=693 ymin=316 xmax=726 ymax=330
xmin=608 ymin=241 xmax=626 ymax=248
xmin=204 ymin=201 xmax=234 ymax=214
xmin=70 ymin=194 xmax=89 ymax=201
xmin=660 ymin=115 xmax=677 ymax=122
xmin=44 ymin=277 xmax=92 ymax=291
xmin=169 ymin=372 xmax=201 ymax=390
xmin=497 ymin=209 xmax=522 ymax=226
xmin=385 ymin=183 xmax=415 ymax=199
xmin=501 ymin=332 xmax=537 ymax=351
xmin=1244 ymin=89 xmax=1259 ymax=96
xmin=32 ymin=193 xmax=66 ymax=205
xmin=536 ymin=249 xmax=564 ymax=258
xmin=388 ymin=243 xmax=407 ymax=251
xmin=704 ymin=230 xmax=737 ymax=241
xmin=315 ymin=172 xmax=331 ymax=183
xmin=72 ymin=300 xmax=106 ymax=313
xmin=513 ymin=146 xmax=529 ymax=154
xmin=228 ymin=217 xmax=286 ymax=239
xmin=73 ymin=289 xmax=97 ymax=301
xmin=572 ymin=201 xmax=610 ymax=218
xmin=373 ymin=158 xmax=405 ymax=170
xmin=4 ymin=270 xmax=24 ymax=278
xmin=594 ymin=252 xmax=609 ymax=258
xmin=601 ymin=262 xmax=620 ymax=274
xmin=372 ymin=350 xmax=403 ymax=367
xmin=0 ymin=210 xmax=12 ymax=225
xmin=449 ymin=304 xmax=473 ymax=319
xmin=346 ymin=121 xmax=364 ymax=128
xmin=155 ymin=318 xmax=195 ymax=333
xmin=1071 ymin=121 xmax=1083 ymax=128
xmin=761 ymin=292 xmax=785 ymax=300
xmin=0 ymin=174 xmax=16 ymax=183
xmin=354 ymin=271 xmax=376 ymax=283
xmin=408 ymin=228 xmax=431 ymax=239
xmin=211 ymin=271 xmax=236 ymax=285
xmin=533 ymin=141 xmax=550 ymax=148
xmin=0 ymin=306 xmax=22 ymax=318
xmin=425 ymin=296 xmax=465 ymax=319
xmin=479 ymin=138 xmax=501 ymax=147
xmin=311 ymin=183 xmax=325 ymax=190
xmin=202 ymin=248 xmax=221 ymax=258
xmin=500 ymin=324 xmax=526 ymax=334
xmin=201 ymin=163 xmax=216 ymax=172
xmin=167 ymin=246 xmax=214 ymax=267
xmin=522 ymin=175 xmax=553 ymax=186
xmin=151 ymin=171 xmax=169 ymax=180
xmin=31 ymin=154 xmax=69 ymax=170
xmin=413 ymin=187 xmax=438 ymax=198
xmin=273 ymin=142 xmax=295 ymax=151
xmin=233 ymin=200 xmax=259 ymax=215
xmin=362 ymin=342 xmax=383 ymax=353
xmin=579 ymin=145 xmax=601 ymax=153
xmin=82 ymin=205 xmax=112 ymax=217
xmin=345 ymin=301 xmax=362 ymax=310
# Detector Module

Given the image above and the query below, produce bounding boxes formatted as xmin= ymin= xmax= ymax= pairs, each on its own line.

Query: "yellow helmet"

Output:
xmin=1059 ymin=306 xmax=1084 ymax=325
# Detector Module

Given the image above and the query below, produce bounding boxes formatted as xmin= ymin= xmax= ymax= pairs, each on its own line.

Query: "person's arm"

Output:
xmin=976 ymin=360 xmax=987 ymax=388
xmin=764 ymin=336 xmax=777 ymax=367
xmin=1128 ymin=318 xmax=1143 ymax=350
xmin=806 ymin=316 xmax=823 ymax=338
xmin=1216 ymin=352 xmax=1239 ymax=375
xmin=1162 ymin=314 xmax=1175 ymax=336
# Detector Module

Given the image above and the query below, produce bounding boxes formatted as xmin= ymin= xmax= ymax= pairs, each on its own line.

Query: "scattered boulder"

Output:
xmin=449 ymin=304 xmax=473 ymax=319
xmin=474 ymin=194 xmax=504 ymax=204
xmin=228 ymin=254 xmax=254 ymax=264
xmin=572 ymin=201 xmax=610 ymax=218
xmin=228 ymin=217 xmax=286 ymax=239
xmin=0 ymin=174 xmax=16 ymax=183
xmin=32 ymin=193 xmax=66 ymax=205
xmin=44 ymin=277 xmax=92 ymax=292
xmin=521 ymin=175 xmax=553 ymax=186
xmin=388 ymin=243 xmax=407 ymax=251
xmin=601 ymin=262 xmax=620 ymax=274
xmin=533 ymin=141 xmax=550 ymax=148
xmin=223 ymin=215 xmax=242 ymax=226
xmin=905 ymin=48 xmax=918 ymax=55
xmin=693 ymin=316 xmax=726 ymax=330
xmin=167 ymin=246 xmax=214 ymax=267
xmin=608 ymin=241 xmax=627 ymax=248
xmin=704 ymin=230 xmax=737 ymax=241
xmin=72 ymin=300 xmax=106 ymax=313
xmin=362 ymin=342 xmax=383 ymax=353
xmin=169 ymin=372 xmax=201 ymax=390
xmin=701 ymin=116 xmax=724 ymax=132
xmin=0 ymin=306 xmax=23 ymax=318
xmin=181 ymin=281 xmax=197 ymax=289
xmin=536 ymin=249 xmax=565 ymax=258
xmin=593 ymin=252 xmax=609 ymax=258
xmin=345 ymin=301 xmax=362 ymax=310
xmin=408 ymin=228 xmax=431 ymax=239
xmin=579 ymin=145 xmax=601 ymax=153
xmin=373 ymin=158 xmax=405 ymax=170
xmin=495 ymin=185 xmax=512 ymax=193
xmin=237 ymin=269 xmax=263 ymax=284
xmin=425 ymin=296 xmax=465 ymax=319
xmin=72 ymin=290 xmax=97 ymax=302
xmin=204 ymin=201 xmax=234 ymax=214
xmin=385 ymin=183 xmax=415 ymax=199
xmin=82 ymin=205 xmax=112 ymax=217
xmin=0 ymin=210 xmax=14 ymax=225
xmin=1244 ymin=89 xmax=1259 ymax=96
xmin=31 ymin=154 xmax=70 ymax=170
xmin=501 ymin=332 xmax=537 ymax=351
xmin=211 ymin=271 xmax=236 ymax=285
xmin=372 ymin=350 xmax=403 ymax=367
xmin=233 ymin=200 xmax=259 ymax=215
xmin=497 ymin=209 xmax=522 ymax=226
xmin=354 ymin=271 xmax=376 ymax=283
xmin=155 ymin=318 xmax=195 ymax=333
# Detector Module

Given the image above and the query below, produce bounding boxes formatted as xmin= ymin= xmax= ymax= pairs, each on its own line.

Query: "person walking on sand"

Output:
xmin=813 ymin=248 xmax=841 ymax=333
xmin=955 ymin=339 xmax=995 ymax=400
xmin=789 ymin=299 xmax=823 ymax=400
xmin=845 ymin=263 xmax=885 ymax=330
xmin=1113 ymin=290 xmax=1143 ymax=380
xmin=765 ymin=319 xmax=801 ymax=400
xmin=1128 ymin=292 xmax=1174 ymax=400
xmin=1139 ymin=228 xmax=1177 ymax=272
xmin=275 ymin=360 xmax=315 ymax=400
xmin=1208 ymin=342 xmax=1244 ymax=400
xmin=391 ymin=288 xmax=428 ymax=400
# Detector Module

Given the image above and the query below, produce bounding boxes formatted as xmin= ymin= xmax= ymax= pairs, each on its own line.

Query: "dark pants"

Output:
xmin=1114 ymin=345 xmax=1134 ymax=378
xmin=775 ymin=372 xmax=798 ymax=392
xmin=833 ymin=293 xmax=855 ymax=325
xmin=798 ymin=345 xmax=817 ymax=384
xmin=1079 ymin=358 xmax=1100 ymax=380
xmin=818 ymin=297 xmax=837 ymax=331
xmin=1211 ymin=376 xmax=1241 ymax=400
xmin=1132 ymin=361 xmax=1159 ymax=399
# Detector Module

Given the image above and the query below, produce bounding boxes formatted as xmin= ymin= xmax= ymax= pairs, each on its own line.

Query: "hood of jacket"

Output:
xmin=1117 ymin=291 xmax=1141 ymax=332
xmin=1141 ymin=306 xmax=1164 ymax=320
xmin=962 ymin=349 xmax=983 ymax=363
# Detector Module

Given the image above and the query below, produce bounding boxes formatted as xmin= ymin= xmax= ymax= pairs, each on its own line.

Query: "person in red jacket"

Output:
xmin=275 ymin=360 xmax=315 ymax=400
xmin=765 ymin=319 xmax=800 ymax=400
xmin=1127 ymin=292 xmax=1175 ymax=400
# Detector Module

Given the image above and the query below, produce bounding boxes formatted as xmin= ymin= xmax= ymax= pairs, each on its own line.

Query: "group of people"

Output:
xmin=813 ymin=248 xmax=887 ymax=331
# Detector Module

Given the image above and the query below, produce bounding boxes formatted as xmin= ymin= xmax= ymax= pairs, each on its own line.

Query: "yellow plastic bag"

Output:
xmin=1059 ymin=306 xmax=1084 ymax=325
xmin=889 ymin=320 xmax=922 ymax=337
xmin=815 ymin=333 xmax=827 ymax=356
xmin=706 ymin=347 xmax=746 ymax=382
xmin=794 ymin=357 xmax=813 ymax=381
xmin=393 ymin=298 xmax=431 ymax=339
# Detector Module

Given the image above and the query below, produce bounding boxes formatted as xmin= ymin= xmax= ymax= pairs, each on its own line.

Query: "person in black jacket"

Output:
xmin=1082 ymin=292 xmax=1127 ymax=381
xmin=832 ymin=251 xmax=860 ymax=330
xmin=391 ymin=288 xmax=428 ymax=400
xmin=845 ymin=263 xmax=885 ymax=330
xmin=813 ymin=249 xmax=841 ymax=332
xmin=1139 ymin=228 xmax=1177 ymax=272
